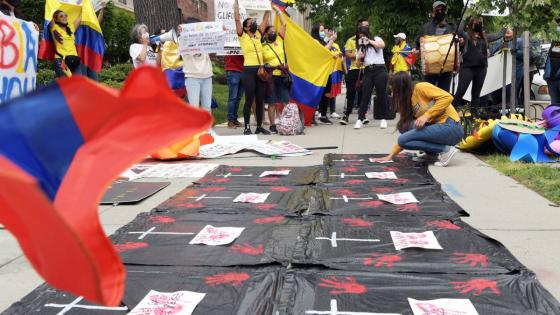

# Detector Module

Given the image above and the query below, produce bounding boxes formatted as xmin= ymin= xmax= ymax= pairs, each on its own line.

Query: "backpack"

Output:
xmin=277 ymin=103 xmax=305 ymax=136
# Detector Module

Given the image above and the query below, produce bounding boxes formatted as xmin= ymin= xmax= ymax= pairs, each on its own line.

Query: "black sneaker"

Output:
xmin=319 ymin=116 xmax=333 ymax=125
xmin=363 ymin=118 xmax=370 ymax=125
xmin=255 ymin=126 xmax=271 ymax=135
xmin=270 ymin=125 xmax=278 ymax=134
xmin=244 ymin=127 xmax=252 ymax=135
xmin=340 ymin=115 xmax=349 ymax=125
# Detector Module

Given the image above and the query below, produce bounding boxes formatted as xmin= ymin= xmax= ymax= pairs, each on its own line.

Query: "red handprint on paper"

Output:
xmin=450 ymin=278 xmax=501 ymax=296
xmin=341 ymin=167 xmax=358 ymax=172
xmin=342 ymin=218 xmax=374 ymax=227
xmin=114 ymin=242 xmax=148 ymax=253
xmin=372 ymin=187 xmax=394 ymax=194
xmin=394 ymin=178 xmax=410 ymax=184
xmin=426 ymin=220 xmax=462 ymax=230
xmin=271 ymin=186 xmax=291 ymax=192
xmin=205 ymin=272 xmax=251 ymax=287
xmin=333 ymin=189 xmax=359 ymax=197
xmin=253 ymin=203 xmax=277 ymax=211
xmin=230 ymin=243 xmax=264 ymax=256
xmin=150 ymin=216 xmax=176 ymax=223
xmin=357 ymin=200 xmax=384 ymax=207
xmin=206 ymin=226 xmax=231 ymax=241
xmin=149 ymin=294 xmax=183 ymax=315
xmin=345 ymin=179 xmax=366 ymax=185
xmin=363 ymin=253 xmax=402 ymax=268
xmin=318 ymin=276 xmax=367 ymax=295
xmin=451 ymin=253 xmax=489 ymax=268
xmin=254 ymin=216 xmax=284 ymax=224
xmin=396 ymin=204 xmax=420 ymax=212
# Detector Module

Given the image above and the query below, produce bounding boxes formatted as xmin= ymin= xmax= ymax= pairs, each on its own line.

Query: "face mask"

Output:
xmin=394 ymin=38 xmax=401 ymax=45
xmin=268 ymin=33 xmax=277 ymax=42
xmin=319 ymin=31 xmax=326 ymax=39
xmin=434 ymin=11 xmax=446 ymax=23
xmin=473 ymin=23 xmax=483 ymax=33
xmin=249 ymin=23 xmax=257 ymax=33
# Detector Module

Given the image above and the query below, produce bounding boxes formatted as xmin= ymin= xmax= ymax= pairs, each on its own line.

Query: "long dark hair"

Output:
xmin=53 ymin=10 xmax=73 ymax=36
xmin=311 ymin=23 xmax=326 ymax=45
xmin=467 ymin=16 xmax=486 ymax=41
xmin=390 ymin=71 xmax=415 ymax=132
xmin=242 ymin=18 xmax=254 ymax=34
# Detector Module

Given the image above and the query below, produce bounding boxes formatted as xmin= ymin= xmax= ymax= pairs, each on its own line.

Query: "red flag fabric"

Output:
xmin=0 ymin=67 xmax=212 ymax=306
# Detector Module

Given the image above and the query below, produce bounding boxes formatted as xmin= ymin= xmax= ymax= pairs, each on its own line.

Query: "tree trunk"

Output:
xmin=134 ymin=0 xmax=181 ymax=32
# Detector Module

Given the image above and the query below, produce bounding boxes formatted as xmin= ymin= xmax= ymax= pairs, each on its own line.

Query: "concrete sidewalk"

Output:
xmin=1 ymin=95 xmax=559 ymax=311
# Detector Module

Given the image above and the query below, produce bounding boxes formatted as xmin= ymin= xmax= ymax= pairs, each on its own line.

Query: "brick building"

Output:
xmin=134 ymin=0 xmax=215 ymax=31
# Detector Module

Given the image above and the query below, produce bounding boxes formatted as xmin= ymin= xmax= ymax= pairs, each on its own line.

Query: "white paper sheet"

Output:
xmin=189 ymin=225 xmax=245 ymax=246
xmin=408 ymin=298 xmax=479 ymax=315
xmin=377 ymin=192 xmax=419 ymax=205
xmin=129 ymin=290 xmax=206 ymax=315
xmin=391 ymin=231 xmax=443 ymax=250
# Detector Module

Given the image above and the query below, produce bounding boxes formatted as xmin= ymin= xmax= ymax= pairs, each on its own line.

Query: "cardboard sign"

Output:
xmin=377 ymin=192 xmax=419 ymax=205
xmin=233 ymin=193 xmax=270 ymax=204
xmin=239 ymin=0 xmax=271 ymax=10
xmin=179 ymin=21 xmax=226 ymax=55
xmin=365 ymin=172 xmax=398 ymax=179
xmin=391 ymin=231 xmax=443 ymax=250
xmin=0 ymin=13 xmax=39 ymax=104
xmin=214 ymin=0 xmax=246 ymax=55
xmin=408 ymin=298 xmax=479 ymax=315
xmin=259 ymin=170 xmax=290 ymax=177
xmin=189 ymin=225 xmax=245 ymax=246
xmin=129 ymin=290 xmax=206 ymax=315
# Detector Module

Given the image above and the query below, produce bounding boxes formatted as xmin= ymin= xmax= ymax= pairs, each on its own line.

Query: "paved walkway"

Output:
xmin=1 ymin=95 xmax=559 ymax=311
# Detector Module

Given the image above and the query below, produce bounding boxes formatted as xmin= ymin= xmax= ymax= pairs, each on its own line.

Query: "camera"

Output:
xmin=359 ymin=37 xmax=369 ymax=46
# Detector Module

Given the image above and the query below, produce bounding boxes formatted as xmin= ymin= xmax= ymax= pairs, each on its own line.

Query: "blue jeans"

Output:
xmin=547 ymin=79 xmax=560 ymax=105
xmin=226 ymin=71 xmax=243 ymax=121
xmin=398 ymin=118 xmax=464 ymax=154
xmin=185 ymin=77 xmax=212 ymax=112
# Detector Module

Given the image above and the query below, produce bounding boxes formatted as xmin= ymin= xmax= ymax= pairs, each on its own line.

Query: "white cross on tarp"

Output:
xmin=329 ymin=173 xmax=366 ymax=179
xmin=44 ymin=297 xmax=128 ymax=315
xmin=218 ymin=173 xmax=254 ymax=178
xmin=306 ymin=299 xmax=402 ymax=315
xmin=332 ymin=159 xmax=365 ymax=162
xmin=330 ymin=195 xmax=373 ymax=203
xmin=315 ymin=232 xmax=381 ymax=248
xmin=128 ymin=227 xmax=195 ymax=240
xmin=186 ymin=194 xmax=233 ymax=202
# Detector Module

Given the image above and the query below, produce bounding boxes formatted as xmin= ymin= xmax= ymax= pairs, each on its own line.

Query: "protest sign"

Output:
xmin=391 ymin=231 xmax=443 ymax=250
xmin=239 ymin=0 xmax=271 ymax=10
xmin=179 ymin=21 xmax=226 ymax=55
xmin=0 ymin=14 xmax=39 ymax=103
xmin=233 ymin=193 xmax=270 ymax=204
xmin=215 ymin=0 xmax=246 ymax=55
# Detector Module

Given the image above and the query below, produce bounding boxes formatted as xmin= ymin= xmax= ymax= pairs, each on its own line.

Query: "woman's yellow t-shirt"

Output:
xmin=51 ymin=23 xmax=78 ymax=58
xmin=262 ymin=37 xmax=285 ymax=76
xmin=239 ymin=31 xmax=263 ymax=67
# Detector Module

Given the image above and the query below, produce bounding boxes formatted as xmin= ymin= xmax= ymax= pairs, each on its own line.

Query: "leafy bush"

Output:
xmin=213 ymin=62 xmax=227 ymax=85
xmin=36 ymin=67 xmax=56 ymax=87
xmin=100 ymin=63 xmax=133 ymax=83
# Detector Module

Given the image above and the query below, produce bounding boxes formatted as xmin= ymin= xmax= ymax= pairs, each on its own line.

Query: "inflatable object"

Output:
xmin=542 ymin=105 xmax=560 ymax=129
xmin=458 ymin=114 xmax=525 ymax=151
xmin=492 ymin=119 xmax=560 ymax=163
xmin=151 ymin=132 xmax=214 ymax=160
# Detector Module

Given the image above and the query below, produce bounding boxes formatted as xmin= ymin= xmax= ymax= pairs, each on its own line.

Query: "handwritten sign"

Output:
xmin=179 ymin=21 xmax=226 ymax=55
xmin=365 ymin=172 xmax=397 ymax=179
xmin=129 ymin=290 xmax=206 ymax=315
xmin=239 ymin=0 xmax=271 ymax=10
xmin=0 ymin=14 xmax=38 ymax=104
xmin=233 ymin=193 xmax=270 ymax=203
xmin=259 ymin=170 xmax=290 ymax=177
xmin=408 ymin=298 xmax=479 ymax=315
xmin=377 ymin=192 xmax=419 ymax=205
xmin=189 ymin=225 xmax=245 ymax=246
xmin=214 ymin=0 xmax=246 ymax=55
xmin=391 ymin=231 xmax=443 ymax=250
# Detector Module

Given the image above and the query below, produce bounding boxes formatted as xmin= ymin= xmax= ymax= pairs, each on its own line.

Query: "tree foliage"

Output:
xmin=100 ymin=1 xmax=136 ymax=64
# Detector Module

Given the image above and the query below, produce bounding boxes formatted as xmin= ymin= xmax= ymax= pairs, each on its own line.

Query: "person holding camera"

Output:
xmin=234 ymin=0 xmax=271 ymax=135
xmin=262 ymin=6 xmax=288 ymax=134
xmin=129 ymin=24 xmax=160 ymax=69
xmin=50 ymin=9 xmax=83 ymax=77
xmin=354 ymin=26 xmax=389 ymax=130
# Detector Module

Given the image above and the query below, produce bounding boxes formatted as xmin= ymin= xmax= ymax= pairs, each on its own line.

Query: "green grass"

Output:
xmin=212 ymin=83 xmax=244 ymax=126
xmin=484 ymin=154 xmax=560 ymax=204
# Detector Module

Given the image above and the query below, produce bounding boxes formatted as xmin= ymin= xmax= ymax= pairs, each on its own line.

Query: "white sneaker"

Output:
xmin=380 ymin=119 xmax=388 ymax=129
xmin=354 ymin=120 xmax=364 ymax=129
xmin=435 ymin=146 xmax=459 ymax=167
xmin=330 ymin=112 xmax=341 ymax=119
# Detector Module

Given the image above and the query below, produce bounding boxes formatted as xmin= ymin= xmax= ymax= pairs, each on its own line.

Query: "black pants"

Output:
xmin=319 ymin=77 xmax=333 ymax=117
xmin=329 ymin=98 xmax=336 ymax=114
xmin=344 ymin=69 xmax=363 ymax=115
xmin=358 ymin=65 xmax=389 ymax=120
xmin=452 ymin=66 xmax=488 ymax=111
xmin=242 ymin=66 xmax=265 ymax=128
xmin=425 ymin=72 xmax=452 ymax=92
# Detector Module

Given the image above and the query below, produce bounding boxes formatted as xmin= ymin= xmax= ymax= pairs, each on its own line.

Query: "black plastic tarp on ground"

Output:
xmin=195 ymin=165 xmax=321 ymax=186
xmin=294 ymin=216 xmax=524 ymax=275
xmin=110 ymin=213 xmax=302 ymax=266
xmin=3 ymin=266 xmax=283 ymax=315
xmin=154 ymin=185 xmax=312 ymax=216
xmin=276 ymin=269 xmax=560 ymax=315
xmin=310 ymin=185 xmax=467 ymax=217
xmin=323 ymin=153 xmax=426 ymax=169
xmin=320 ymin=166 xmax=436 ymax=187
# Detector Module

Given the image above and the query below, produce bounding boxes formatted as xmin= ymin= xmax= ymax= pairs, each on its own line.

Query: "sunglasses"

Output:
xmin=57 ymin=14 xmax=67 ymax=19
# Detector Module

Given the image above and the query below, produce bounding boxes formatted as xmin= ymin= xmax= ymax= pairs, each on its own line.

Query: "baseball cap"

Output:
xmin=393 ymin=33 xmax=406 ymax=40
xmin=433 ymin=1 xmax=446 ymax=8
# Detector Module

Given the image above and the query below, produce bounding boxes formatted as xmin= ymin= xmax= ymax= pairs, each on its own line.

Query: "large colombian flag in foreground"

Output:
xmin=275 ymin=14 xmax=336 ymax=125
xmin=39 ymin=0 xmax=104 ymax=74
xmin=0 ymin=67 xmax=212 ymax=305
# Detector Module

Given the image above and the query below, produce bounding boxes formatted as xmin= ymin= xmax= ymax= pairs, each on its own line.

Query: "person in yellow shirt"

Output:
xmin=372 ymin=71 xmax=463 ymax=167
xmin=262 ymin=6 xmax=288 ymax=134
xmin=50 ymin=9 xmax=82 ymax=77
xmin=390 ymin=33 xmax=412 ymax=74
xmin=340 ymin=18 xmax=369 ymax=125
xmin=234 ymin=0 xmax=271 ymax=135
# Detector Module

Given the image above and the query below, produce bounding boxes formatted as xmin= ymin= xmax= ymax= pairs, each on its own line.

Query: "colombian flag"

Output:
xmin=271 ymin=0 xmax=294 ymax=11
xmin=39 ymin=0 xmax=105 ymax=74
xmin=0 ymin=67 xmax=212 ymax=305
xmin=275 ymin=14 xmax=336 ymax=125
xmin=330 ymin=54 xmax=344 ymax=97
